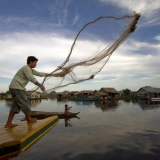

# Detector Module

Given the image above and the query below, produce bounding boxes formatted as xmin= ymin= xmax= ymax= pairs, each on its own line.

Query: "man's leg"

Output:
xmin=5 ymin=89 xmax=19 ymax=128
xmin=5 ymin=112 xmax=18 ymax=128
xmin=14 ymin=90 xmax=37 ymax=123
xmin=25 ymin=112 xmax=37 ymax=123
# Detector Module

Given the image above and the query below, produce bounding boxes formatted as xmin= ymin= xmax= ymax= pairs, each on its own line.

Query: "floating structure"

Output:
xmin=132 ymin=87 xmax=160 ymax=100
xmin=0 ymin=116 xmax=58 ymax=160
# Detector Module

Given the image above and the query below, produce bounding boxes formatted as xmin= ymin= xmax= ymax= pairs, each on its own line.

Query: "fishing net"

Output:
xmin=35 ymin=12 xmax=140 ymax=93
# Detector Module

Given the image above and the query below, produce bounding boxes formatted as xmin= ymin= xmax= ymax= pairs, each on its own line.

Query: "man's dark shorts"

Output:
xmin=9 ymin=89 xmax=31 ymax=114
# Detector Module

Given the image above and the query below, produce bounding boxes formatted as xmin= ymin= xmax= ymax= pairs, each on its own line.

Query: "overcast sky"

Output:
xmin=0 ymin=0 xmax=160 ymax=92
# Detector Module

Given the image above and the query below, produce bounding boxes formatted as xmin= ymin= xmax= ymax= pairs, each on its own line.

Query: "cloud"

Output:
xmin=91 ymin=37 xmax=160 ymax=90
xmin=154 ymin=35 xmax=160 ymax=41
xmin=119 ymin=39 xmax=160 ymax=56
xmin=72 ymin=13 xmax=79 ymax=27
xmin=0 ymin=1 xmax=159 ymax=92
xmin=0 ymin=16 xmax=35 ymax=24
xmin=100 ymin=0 xmax=160 ymax=15
xmin=0 ymin=32 xmax=74 ymax=77
xmin=48 ymin=0 xmax=70 ymax=26
xmin=99 ymin=0 xmax=160 ymax=26
xmin=0 ymin=28 xmax=160 ymax=92
xmin=0 ymin=15 xmax=61 ymax=32
xmin=0 ymin=1 xmax=72 ymax=32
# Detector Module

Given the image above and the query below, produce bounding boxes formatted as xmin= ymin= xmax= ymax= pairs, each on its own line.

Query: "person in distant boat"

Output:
xmin=64 ymin=104 xmax=72 ymax=115
xmin=5 ymin=56 xmax=61 ymax=128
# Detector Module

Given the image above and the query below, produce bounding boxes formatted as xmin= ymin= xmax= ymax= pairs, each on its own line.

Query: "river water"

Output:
xmin=1 ymin=99 xmax=160 ymax=160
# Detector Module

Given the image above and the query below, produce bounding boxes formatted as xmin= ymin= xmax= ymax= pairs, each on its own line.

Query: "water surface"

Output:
xmin=1 ymin=99 xmax=160 ymax=160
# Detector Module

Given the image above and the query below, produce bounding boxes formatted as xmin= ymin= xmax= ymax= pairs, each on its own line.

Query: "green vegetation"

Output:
xmin=123 ymin=88 xmax=131 ymax=96
xmin=142 ymin=86 xmax=151 ymax=88
xmin=0 ymin=90 xmax=10 ymax=96
xmin=0 ymin=92 xmax=5 ymax=96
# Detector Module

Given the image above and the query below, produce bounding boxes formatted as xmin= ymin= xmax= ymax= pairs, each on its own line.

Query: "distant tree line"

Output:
xmin=122 ymin=86 xmax=152 ymax=96
xmin=123 ymin=89 xmax=131 ymax=96
xmin=0 ymin=90 xmax=11 ymax=96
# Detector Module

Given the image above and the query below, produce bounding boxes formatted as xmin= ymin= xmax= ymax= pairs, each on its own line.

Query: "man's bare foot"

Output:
xmin=27 ymin=118 xmax=37 ymax=124
xmin=5 ymin=124 xmax=18 ymax=128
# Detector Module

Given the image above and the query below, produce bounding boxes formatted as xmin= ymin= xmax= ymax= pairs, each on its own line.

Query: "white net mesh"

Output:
xmin=33 ymin=13 xmax=140 ymax=93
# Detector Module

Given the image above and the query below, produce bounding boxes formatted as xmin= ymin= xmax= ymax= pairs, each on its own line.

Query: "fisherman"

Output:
xmin=5 ymin=56 xmax=60 ymax=128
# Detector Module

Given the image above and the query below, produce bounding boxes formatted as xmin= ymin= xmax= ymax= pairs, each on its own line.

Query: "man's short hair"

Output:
xmin=27 ymin=56 xmax=38 ymax=64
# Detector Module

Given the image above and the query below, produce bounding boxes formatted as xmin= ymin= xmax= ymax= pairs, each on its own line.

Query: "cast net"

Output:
xmin=35 ymin=12 xmax=140 ymax=93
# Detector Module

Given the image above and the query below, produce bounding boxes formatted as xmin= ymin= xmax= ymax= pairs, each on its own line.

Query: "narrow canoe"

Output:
xmin=30 ymin=111 xmax=80 ymax=119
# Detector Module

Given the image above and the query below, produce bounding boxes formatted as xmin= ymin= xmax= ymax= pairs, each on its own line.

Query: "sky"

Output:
xmin=0 ymin=0 xmax=160 ymax=93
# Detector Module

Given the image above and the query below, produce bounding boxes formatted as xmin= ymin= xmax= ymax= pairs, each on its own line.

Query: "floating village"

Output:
xmin=1 ymin=87 xmax=160 ymax=102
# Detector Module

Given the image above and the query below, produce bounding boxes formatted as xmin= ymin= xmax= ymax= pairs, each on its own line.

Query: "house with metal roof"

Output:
xmin=136 ymin=87 xmax=160 ymax=100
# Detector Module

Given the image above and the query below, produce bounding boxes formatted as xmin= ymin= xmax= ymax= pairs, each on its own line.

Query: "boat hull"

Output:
xmin=148 ymin=98 xmax=160 ymax=101
xmin=30 ymin=111 xmax=80 ymax=119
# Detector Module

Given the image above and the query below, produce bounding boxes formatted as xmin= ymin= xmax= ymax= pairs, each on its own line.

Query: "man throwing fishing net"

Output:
xmin=5 ymin=56 xmax=60 ymax=128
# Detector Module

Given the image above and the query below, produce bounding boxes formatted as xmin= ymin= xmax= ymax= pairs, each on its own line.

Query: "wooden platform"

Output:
xmin=0 ymin=116 xmax=59 ymax=160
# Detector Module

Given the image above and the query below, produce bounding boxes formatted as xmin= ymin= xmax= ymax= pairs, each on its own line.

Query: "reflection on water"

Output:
xmin=95 ymin=100 xmax=119 ymax=111
xmin=6 ymin=99 xmax=42 ymax=107
xmin=6 ymin=100 xmax=13 ymax=107
xmin=132 ymin=99 xmax=160 ymax=110
xmin=30 ymin=99 xmax=41 ymax=106
xmin=1 ymin=99 xmax=160 ymax=160
xmin=64 ymin=118 xmax=72 ymax=127
xmin=64 ymin=116 xmax=80 ymax=127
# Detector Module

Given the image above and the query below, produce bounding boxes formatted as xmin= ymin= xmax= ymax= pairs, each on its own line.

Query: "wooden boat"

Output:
xmin=0 ymin=116 xmax=58 ymax=160
xmin=69 ymin=97 xmax=100 ymax=101
xmin=148 ymin=97 xmax=160 ymax=101
xmin=30 ymin=111 xmax=80 ymax=119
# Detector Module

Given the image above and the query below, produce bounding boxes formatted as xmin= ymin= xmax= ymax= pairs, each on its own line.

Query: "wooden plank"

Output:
xmin=0 ymin=116 xmax=59 ymax=159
